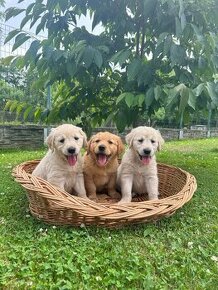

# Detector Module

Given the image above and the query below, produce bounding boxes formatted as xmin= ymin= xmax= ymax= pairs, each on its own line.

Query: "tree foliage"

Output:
xmin=0 ymin=0 xmax=5 ymax=20
xmin=4 ymin=0 xmax=218 ymax=130
xmin=0 ymin=60 xmax=46 ymax=122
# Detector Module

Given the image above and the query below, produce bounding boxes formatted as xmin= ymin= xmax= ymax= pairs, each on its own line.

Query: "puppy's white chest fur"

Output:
xmin=55 ymin=165 xmax=79 ymax=192
xmin=132 ymin=171 xmax=148 ymax=194
xmin=33 ymin=151 xmax=82 ymax=193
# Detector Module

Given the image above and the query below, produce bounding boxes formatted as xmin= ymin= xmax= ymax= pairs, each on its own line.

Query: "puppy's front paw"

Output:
xmin=77 ymin=192 xmax=88 ymax=199
xmin=109 ymin=190 xmax=121 ymax=199
xmin=117 ymin=197 xmax=132 ymax=205
xmin=79 ymin=195 xmax=89 ymax=200
xmin=88 ymin=194 xmax=98 ymax=202
xmin=148 ymin=196 xmax=159 ymax=201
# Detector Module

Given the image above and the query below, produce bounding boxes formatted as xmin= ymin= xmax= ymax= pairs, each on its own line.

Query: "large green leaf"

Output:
xmin=142 ymin=0 xmax=156 ymax=19
xmin=175 ymin=17 xmax=182 ymax=37
xmin=156 ymin=33 xmax=168 ymax=47
xmin=20 ymin=14 xmax=32 ymax=29
xmin=24 ymin=40 xmax=41 ymax=63
xmin=34 ymin=107 xmax=42 ymax=122
xmin=9 ymin=100 xmax=19 ymax=113
xmin=35 ymin=13 xmax=48 ymax=35
xmin=59 ymin=0 xmax=68 ymax=12
xmin=26 ymin=2 xmax=35 ymax=14
xmin=4 ymin=29 xmax=20 ymax=44
xmin=82 ymin=46 xmax=95 ymax=68
xmin=178 ymin=84 xmax=189 ymax=114
xmin=16 ymin=103 xmax=25 ymax=116
xmin=179 ymin=0 xmax=186 ymax=30
xmin=194 ymin=83 xmax=205 ymax=96
xmin=170 ymin=43 xmax=186 ymax=66
xmin=206 ymin=82 xmax=218 ymax=105
xmin=66 ymin=62 xmax=77 ymax=77
xmin=5 ymin=7 xmax=25 ymax=21
xmin=154 ymin=86 xmax=162 ymax=101
xmin=124 ymin=93 xmax=135 ymax=108
xmin=29 ymin=1 xmax=46 ymax=29
xmin=115 ymin=111 xmax=127 ymax=132
xmin=127 ymin=59 xmax=141 ymax=82
xmin=191 ymin=24 xmax=204 ymax=43
xmin=211 ymin=55 xmax=218 ymax=68
xmin=110 ymin=49 xmax=131 ymax=65
xmin=52 ymin=50 xmax=66 ymax=61
xmin=145 ymin=87 xmax=154 ymax=109
xmin=0 ymin=55 xmax=16 ymax=65
xmin=188 ymin=90 xmax=196 ymax=110
xmin=94 ymin=50 xmax=103 ymax=68
xmin=167 ymin=87 xmax=179 ymax=109
xmin=163 ymin=35 xmax=172 ymax=56
xmin=23 ymin=106 xmax=33 ymax=120
xmin=12 ymin=33 xmax=31 ymax=51
xmin=116 ymin=93 xmax=126 ymax=105
xmin=137 ymin=94 xmax=145 ymax=107
xmin=116 ymin=92 xmax=134 ymax=106
xmin=4 ymin=100 xmax=14 ymax=111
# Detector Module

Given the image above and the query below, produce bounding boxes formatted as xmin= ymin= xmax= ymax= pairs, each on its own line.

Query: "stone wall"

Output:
xmin=210 ymin=130 xmax=218 ymax=137
xmin=0 ymin=125 xmax=44 ymax=149
xmin=93 ymin=127 xmax=218 ymax=141
xmin=0 ymin=125 xmax=217 ymax=149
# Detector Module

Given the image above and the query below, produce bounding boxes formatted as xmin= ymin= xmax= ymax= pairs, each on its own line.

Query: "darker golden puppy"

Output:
xmin=83 ymin=132 xmax=124 ymax=201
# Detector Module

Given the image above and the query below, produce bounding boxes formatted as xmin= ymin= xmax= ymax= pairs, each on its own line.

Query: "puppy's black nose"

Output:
xmin=98 ymin=145 xmax=105 ymax=152
xmin=143 ymin=149 xmax=151 ymax=155
xmin=68 ymin=147 xmax=76 ymax=154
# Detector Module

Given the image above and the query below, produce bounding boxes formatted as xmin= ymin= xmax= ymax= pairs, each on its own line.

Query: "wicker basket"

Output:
xmin=12 ymin=160 xmax=197 ymax=228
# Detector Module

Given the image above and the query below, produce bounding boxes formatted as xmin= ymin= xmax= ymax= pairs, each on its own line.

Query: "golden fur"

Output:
xmin=83 ymin=132 xmax=124 ymax=201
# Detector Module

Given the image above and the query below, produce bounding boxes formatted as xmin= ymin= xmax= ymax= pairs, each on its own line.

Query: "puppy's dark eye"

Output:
xmin=108 ymin=140 xmax=113 ymax=144
xmin=74 ymin=136 xmax=79 ymax=141
xmin=138 ymin=139 xmax=144 ymax=143
xmin=95 ymin=139 xmax=100 ymax=143
xmin=151 ymin=139 xmax=155 ymax=144
xmin=60 ymin=138 xmax=65 ymax=143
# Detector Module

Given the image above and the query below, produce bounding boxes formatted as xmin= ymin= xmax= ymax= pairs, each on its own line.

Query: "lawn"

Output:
xmin=0 ymin=138 xmax=218 ymax=289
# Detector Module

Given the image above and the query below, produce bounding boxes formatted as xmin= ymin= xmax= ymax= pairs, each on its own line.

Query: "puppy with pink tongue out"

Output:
xmin=117 ymin=126 xmax=164 ymax=204
xmin=83 ymin=132 xmax=124 ymax=202
xmin=32 ymin=124 xmax=88 ymax=198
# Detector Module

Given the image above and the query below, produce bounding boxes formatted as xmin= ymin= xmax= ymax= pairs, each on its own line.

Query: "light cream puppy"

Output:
xmin=32 ymin=124 xmax=87 ymax=198
xmin=117 ymin=126 xmax=164 ymax=203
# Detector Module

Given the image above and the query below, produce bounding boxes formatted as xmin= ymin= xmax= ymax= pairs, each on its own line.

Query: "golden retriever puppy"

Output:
xmin=117 ymin=126 xmax=164 ymax=203
xmin=32 ymin=124 xmax=87 ymax=198
xmin=83 ymin=132 xmax=124 ymax=201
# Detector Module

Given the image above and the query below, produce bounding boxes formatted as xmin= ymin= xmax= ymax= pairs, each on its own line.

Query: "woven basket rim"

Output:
xmin=12 ymin=159 xmax=197 ymax=225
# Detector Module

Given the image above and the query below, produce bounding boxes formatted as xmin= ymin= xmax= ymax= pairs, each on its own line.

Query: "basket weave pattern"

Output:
xmin=13 ymin=160 xmax=197 ymax=227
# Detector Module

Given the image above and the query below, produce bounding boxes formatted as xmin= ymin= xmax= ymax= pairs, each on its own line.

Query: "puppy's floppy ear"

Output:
xmin=78 ymin=128 xmax=87 ymax=148
xmin=86 ymin=136 xmax=94 ymax=155
xmin=116 ymin=136 xmax=125 ymax=155
xmin=46 ymin=128 xmax=56 ymax=151
xmin=125 ymin=130 xmax=134 ymax=148
xmin=156 ymin=130 xmax=164 ymax=151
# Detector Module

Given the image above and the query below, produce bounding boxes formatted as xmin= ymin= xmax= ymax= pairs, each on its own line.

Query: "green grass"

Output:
xmin=0 ymin=139 xmax=218 ymax=289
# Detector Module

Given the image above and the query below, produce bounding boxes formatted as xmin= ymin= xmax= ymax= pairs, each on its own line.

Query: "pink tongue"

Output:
xmin=97 ymin=154 xmax=107 ymax=166
xmin=68 ymin=155 xmax=77 ymax=166
xmin=141 ymin=156 xmax=151 ymax=165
